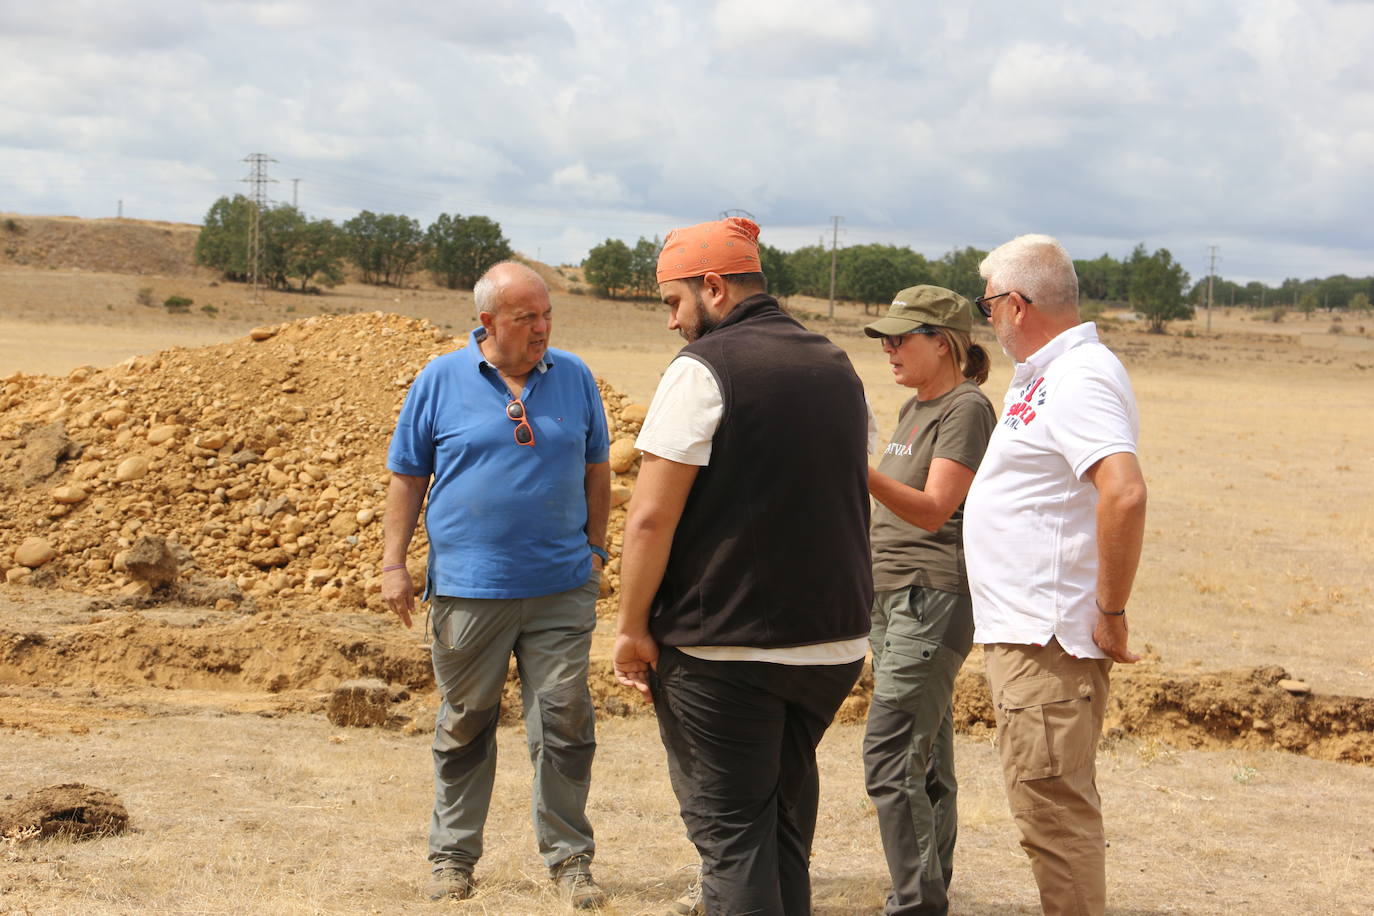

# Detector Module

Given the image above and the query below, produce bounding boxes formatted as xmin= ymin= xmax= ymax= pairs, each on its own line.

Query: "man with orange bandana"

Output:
xmin=613 ymin=218 xmax=874 ymax=915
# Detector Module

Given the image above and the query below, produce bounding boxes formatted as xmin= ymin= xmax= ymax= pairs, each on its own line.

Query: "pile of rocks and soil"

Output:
xmin=0 ymin=312 xmax=647 ymax=614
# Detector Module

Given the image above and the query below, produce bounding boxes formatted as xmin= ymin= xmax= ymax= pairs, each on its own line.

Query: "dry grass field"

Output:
xmin=2 ymin=217 xmax=1373 ymax=913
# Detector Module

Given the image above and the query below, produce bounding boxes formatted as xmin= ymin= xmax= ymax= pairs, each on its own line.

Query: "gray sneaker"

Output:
xmin=667 ymin=865 xmax=703 ymax=915
xmin=426 ymin=865 xmax=475 ymax=900
xmin=551 ymin=853 xmax=607 ymax=909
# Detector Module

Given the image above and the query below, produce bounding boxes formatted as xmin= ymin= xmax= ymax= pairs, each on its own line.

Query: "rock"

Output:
xmin=329 ymin=514 xmax=359 ymax=538
xmin=621 ymin=403 xmax=649 ymax=425
xmin=124 ymin=536 xmax=180 ymax=588
xmin=1278 ymin=679 xmax=1310 ymax=695
xmin=356 ymin=508 xmax=376 ymax=526
xmin=327 ymin=678 xmax=390 ymax=727
xmin=227 ymin=449 xmax=260 ymax=466
xmin=306 ymin=568 xmax=334 ymax=588
xmin=194 ymin=432 xmax=229 ymax=450
xmin=610 ymin=483 xmax=632 ymax=508
xmin=5 ymin=567 xmax=32 ymax=584
xmin=18 ymin=421 xmax=77 ymax=485
xmin=249 ymin=326 xmax=277 ymax=341
xmin=15 ymin=537 xmax=57 ymax=568
xmin=115 ymin=455 xmax=150 ymax=482
xmin=100 ymin=408 xmax=128 ymax=427
xmin=250 ymin=548 xmax=291 ymax=569
xmin=608 ymin=438 xmax=640 ymax=474
xmin=51 ymin=485 xmax=88 ymax=505
xmin=147 ymin=424 xmax=179 ymax=445
xmin=119 ymin=581 xmax=152 ymax=598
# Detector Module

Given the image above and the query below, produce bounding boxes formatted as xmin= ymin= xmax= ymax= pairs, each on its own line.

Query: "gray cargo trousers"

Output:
xmin=426 ymin=571 xmax=600 ymax=874
xmin=863 ymin=585 xmax=974 ymax=916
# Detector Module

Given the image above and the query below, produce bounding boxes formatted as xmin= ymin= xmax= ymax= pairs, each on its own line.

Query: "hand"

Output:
xmin=1093 ymin=610 xmax=1140 ymax=663
xmin=381 ymin=567 xmax=416 ymax=629
xmin=591 ymin=553 xmax=605 ymax=572
xmin=613 ymin=631 xmax=659 ymax=702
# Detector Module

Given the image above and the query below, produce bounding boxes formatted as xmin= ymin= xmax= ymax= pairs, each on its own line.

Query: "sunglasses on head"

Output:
xmin=506 ymin=398 xmax=535 ymax=446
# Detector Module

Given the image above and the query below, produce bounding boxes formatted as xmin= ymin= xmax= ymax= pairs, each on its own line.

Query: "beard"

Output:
xmin=679 ymin=290 xmax=721 ymax=343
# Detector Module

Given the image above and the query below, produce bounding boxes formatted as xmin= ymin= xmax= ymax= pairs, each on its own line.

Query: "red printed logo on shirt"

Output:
xmin=1002 ymin=376 xmax=1047 ymax=430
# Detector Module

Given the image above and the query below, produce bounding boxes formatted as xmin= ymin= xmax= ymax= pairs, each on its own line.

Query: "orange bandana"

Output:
xmin=656 ymin=217 xmax=763 ymax=283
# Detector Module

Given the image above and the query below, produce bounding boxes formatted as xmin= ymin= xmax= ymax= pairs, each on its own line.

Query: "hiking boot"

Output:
xmin=667 ymin=865 xmax=703 ymax=915
xmin=551 ymin=853 xmax=607 ymax=909
xmin=425 ymin=865 xmax=475 ymax=900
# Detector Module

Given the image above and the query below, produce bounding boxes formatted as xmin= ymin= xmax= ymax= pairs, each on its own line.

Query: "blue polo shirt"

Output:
xmin=387 ymin=328 xmax=610 ymax=599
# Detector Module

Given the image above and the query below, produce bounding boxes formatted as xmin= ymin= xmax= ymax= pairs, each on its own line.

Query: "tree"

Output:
xmin=1128 ymin=246 xmax=1192 ymax=333
xmin=342 ymin=211 xmax=424 ymax=286
xmin=628 ymin=237 xmax=661 ymax=298
xmin=839 ymin=244 xmax=934 ymax=314
xmin=282 ymin=216 xmax=345 ymax=291
xmin=194 ymin=195 xmax=253 ymax=280
xmin=785 ymin=244 xmax=833 ymax=298
xmin=758 ymin=243 xmax=796 ymax=299
xmin=424 ymin=213 xmax=513 ymax=289
xmin=932 ymin=246 xmax=987 ymax=302
xmin=1350 ymin=291 xmax=1371 ymax=313
xmin=583 ymin=239 xmax=633 ymax=297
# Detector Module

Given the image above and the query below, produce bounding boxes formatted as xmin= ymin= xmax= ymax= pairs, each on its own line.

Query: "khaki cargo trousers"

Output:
xmin=985 ymin=639 xmax=1112 ymax=916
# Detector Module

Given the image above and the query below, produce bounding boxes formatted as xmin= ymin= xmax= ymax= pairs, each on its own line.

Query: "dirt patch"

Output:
xmin=0 ymin=214 xmax=200 ymax=276
xmin=0 ymin=783 xmax=128 ymax=843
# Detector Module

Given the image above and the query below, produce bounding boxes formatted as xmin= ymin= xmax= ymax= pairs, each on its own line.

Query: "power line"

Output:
xmin=241 ymin=153 xmax=276 ymax=305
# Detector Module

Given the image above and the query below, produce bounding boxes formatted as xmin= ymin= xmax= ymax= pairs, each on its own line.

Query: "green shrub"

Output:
xmin=201 ymin=304 xmax=219 ymax=316
xmin=136 ymin=287 xmax=155 ymax=307
xmin=163 ymin=295 xmax=193 ymax=313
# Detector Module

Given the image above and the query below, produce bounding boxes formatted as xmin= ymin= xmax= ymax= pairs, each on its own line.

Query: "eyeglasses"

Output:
xmin=506 ymin=398 xmax=535 ymax=446
xmin=974 ymin=290 xmax=1033 ymax=319
xmin=881 ymin=326 xmax=942 ymax=349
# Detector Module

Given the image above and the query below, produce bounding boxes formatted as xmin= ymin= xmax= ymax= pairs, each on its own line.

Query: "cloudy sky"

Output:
xmin=3 ymin=0 xmax=1371 ymax=285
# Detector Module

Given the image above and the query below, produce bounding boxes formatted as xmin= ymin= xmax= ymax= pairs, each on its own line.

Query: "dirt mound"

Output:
xmin=0 ymin=312 xmax=647 ymax=613
xmin=0 ymin=214 xmax=201 ymax=276
xmin=0 ymin=783 xmax=128 ymax=843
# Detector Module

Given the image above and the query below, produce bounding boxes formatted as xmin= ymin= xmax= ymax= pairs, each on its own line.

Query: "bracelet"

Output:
xmin=1096 ymin=599 xmax=1126 ymax=617
xmin=589 ymin=545 xmax=610 ymax=563
xmin=381 ymin=564 xmax=407 ymax=572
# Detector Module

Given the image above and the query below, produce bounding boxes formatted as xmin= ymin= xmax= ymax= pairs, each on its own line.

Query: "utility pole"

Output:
xmin=1206 ymin=244 xmax=1218 ymax=334
xmin=827 ymin=215 xmax=842 ymax=319
xmin=241 ymin=153 xmax=277 ymax=305
xmin=117 ymin=199 xmax=123 ymax=219
xmin=291 ymin=178 xmax=300 ymax=210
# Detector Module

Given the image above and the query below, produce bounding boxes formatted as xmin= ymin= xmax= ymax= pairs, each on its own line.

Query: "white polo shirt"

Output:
xmin=636 ymin=355 xmax=876 ymax=665
xmin=963 ymin=323 xmax=1139 ymax=659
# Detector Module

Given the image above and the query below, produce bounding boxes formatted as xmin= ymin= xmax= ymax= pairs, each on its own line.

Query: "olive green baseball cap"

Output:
xmin=863 ymin=285 xmax=974 ymax=337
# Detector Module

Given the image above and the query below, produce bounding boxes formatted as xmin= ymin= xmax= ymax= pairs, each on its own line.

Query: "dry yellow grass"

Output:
xmin=3 ymin=259 xmax=1374 ymax=913
xmin=4 ymin=712 xmax=1374 ymax=914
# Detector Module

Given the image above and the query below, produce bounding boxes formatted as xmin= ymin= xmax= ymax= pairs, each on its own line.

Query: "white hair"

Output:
xmin=473 ymin=261 xmax=546 ymax=318
xmin=978 ymin=234 xmax=1079 ymax=315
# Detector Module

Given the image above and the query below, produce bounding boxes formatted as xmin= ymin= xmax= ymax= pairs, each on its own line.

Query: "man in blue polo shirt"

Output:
xmin=382 ymin=260 xmax=611 ymax=908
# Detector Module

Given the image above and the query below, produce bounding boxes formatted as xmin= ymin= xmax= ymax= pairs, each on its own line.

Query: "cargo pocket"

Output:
xmin=872 ymin=607 xmax=940 ymax=707
xmin=998 ymin=673 xmax=1097 ymax=781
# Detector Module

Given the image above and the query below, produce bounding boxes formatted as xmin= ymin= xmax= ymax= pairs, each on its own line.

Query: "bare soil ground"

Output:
xmin=2 ymin=216 xmax=1373 ymax=913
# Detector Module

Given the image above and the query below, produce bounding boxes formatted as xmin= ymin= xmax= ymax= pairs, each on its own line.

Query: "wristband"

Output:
xmin=1096 ymin=599 xmax=1126 ymax=617
xmin=382 ymin=564 xmax=407 ymax=573
xmin=589 ymin=545 xmax=609 ymax=563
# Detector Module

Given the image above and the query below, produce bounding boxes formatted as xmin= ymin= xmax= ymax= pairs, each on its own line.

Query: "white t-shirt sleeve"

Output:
xmin=1049 ymin=366 xmax=1139 ymax=481
xmin=635 ymin=356 xmax=723 ymax=466
xmin=865 ymin=395 xmax=879 ymax=456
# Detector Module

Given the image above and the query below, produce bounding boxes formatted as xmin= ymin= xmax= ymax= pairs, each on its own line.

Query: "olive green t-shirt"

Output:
xmin=870 ymin=380 xmax=996 ymax=595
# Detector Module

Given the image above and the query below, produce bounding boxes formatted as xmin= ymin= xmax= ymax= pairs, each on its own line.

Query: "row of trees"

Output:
xmin=194 ymin=196 xmax=514 ymax=292
xmin=582 ymin=237 xmax=1196 ymax=331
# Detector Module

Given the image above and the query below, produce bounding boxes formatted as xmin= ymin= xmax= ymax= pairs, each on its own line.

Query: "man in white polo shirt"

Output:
xmin=963 ymin=234 xmax=1148 ymax=916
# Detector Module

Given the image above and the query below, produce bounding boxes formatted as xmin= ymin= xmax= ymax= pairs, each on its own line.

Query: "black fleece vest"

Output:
xmin=650 ymin=294 xmax=874 ymax=648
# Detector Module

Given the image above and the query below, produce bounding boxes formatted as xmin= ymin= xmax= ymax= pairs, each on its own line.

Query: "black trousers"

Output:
xmin=651 ymin=647 xmax=863 ymax=916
